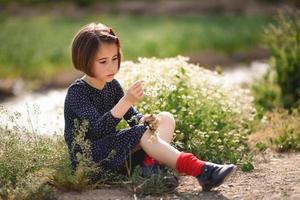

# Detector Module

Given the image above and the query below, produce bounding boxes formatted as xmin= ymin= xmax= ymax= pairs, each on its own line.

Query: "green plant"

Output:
xmin=255 ymin=142 xmax=268 ymax=152
xmin=0 ymin=107 xmax=64 ymax=199
xmin=241 ymin=161 xmax=254 ymax=172
xmin=252 ymin=69 xmax=281 ymax=116
xmin=264 ymin=10 xmax=300 ymax=109
xmin=50 ymin=119 xmax=114 ymax=191
xmin=0 ymin=108 xmax=101 ymax=199
xmin=44 ymin=118 xmax=127 ymax=192
xmin=117 ymin=56 xmax=256 ymax=170
xmin=0 ymin=14 xmax=271 ymax=83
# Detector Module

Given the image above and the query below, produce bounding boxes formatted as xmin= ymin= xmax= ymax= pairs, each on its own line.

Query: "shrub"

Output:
xmin=262 ymin=10 xmax=300 ymax=109
xmin=252 ymin=68 xmax=281 ymax=116
xmin=117 ymin=56 xmax=256 ymax=169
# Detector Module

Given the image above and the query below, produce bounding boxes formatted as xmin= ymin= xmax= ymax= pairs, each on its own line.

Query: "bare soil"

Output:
xmin=58 ymin=152 xmax=300 ymax=200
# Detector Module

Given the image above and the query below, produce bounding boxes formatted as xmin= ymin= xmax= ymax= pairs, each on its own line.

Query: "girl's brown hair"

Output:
xmin=71 ymin=23 xmax=121 ymax=77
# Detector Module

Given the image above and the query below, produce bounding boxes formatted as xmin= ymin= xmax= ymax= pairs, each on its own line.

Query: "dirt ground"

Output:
xmin=57 ymin=151 xmax=300 ymax=200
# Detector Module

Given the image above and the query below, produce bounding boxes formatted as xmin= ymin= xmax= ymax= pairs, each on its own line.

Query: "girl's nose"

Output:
xmin=108 ymin=62 xmax=118 ymax=72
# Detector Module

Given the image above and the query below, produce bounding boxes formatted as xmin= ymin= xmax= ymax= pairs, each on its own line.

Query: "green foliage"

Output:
xmin=255 ymin=142 xmax=268 ymax=152
xmin=118 ymin=57 xmax=256 ymax=169
xmin=252 ymin=69 xmax=281 ymax=116
xmin=252 ymin=10 xmax=300 ymax=113
xmin=0 ymin=14 xmax=271 ymax=81
xmin=263 ymin=10 xmax=300 ymax=109
xmin=241 ymin=161 xmax=254 ymax=172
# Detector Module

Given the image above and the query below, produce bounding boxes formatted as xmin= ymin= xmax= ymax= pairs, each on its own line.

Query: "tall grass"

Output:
xmin=0 ymin=107 xmax=64 ymax=199
xmin=0 ymin=107 xmax=100 ymax=199
xmin=249 ymin=108 xmax=300 ymax=153
xmin=0 ymin=14 xmax=271 ymax=80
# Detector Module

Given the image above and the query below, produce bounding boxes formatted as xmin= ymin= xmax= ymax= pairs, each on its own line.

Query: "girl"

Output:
xmin=64 ymin=22 xmax=236 ymax=192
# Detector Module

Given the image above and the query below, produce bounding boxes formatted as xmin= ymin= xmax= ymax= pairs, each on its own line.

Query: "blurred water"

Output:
xmin=1 ymin=89 xmax=66 ymax=136
xmin=222 ymin=61 xmax=269 ymax=86
xmin=0 ymin=61 xmax=269 ymax=135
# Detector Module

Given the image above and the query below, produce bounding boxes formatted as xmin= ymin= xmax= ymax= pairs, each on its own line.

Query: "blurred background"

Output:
xmin=0 ymin=0 xmax=299 ymax=100
xmin=1 ymin=1 xmax=300 ymax=198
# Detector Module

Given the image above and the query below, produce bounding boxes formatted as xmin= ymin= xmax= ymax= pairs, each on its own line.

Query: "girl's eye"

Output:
xmin=99 ymin=61 xmax=106 ymax=64
xmin=113 ymin=57 xmax=118 ymax=61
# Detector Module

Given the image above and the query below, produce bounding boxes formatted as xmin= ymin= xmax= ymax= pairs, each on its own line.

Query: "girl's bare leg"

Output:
xmin=139 ymin=112 xmax=237 ymax=192
xmin=140 ymin=123 xmax=180 ymax=169
xmin=156 ymin=112 xmax=175 ymax=144
xmin=131 ymin=111 xmax=175 ymax=153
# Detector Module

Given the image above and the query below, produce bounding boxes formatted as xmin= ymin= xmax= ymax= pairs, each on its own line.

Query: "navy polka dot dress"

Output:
xmin=64 ymin=79 xmax=147 ymax=172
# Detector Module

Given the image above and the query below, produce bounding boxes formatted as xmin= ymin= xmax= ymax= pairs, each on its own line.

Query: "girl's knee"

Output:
xmin=158 ymin=111 xmax=175 ymax=127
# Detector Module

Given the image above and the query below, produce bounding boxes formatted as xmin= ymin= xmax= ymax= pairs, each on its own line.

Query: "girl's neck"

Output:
xmin=82 ymin=75 xmax=106 ymax=90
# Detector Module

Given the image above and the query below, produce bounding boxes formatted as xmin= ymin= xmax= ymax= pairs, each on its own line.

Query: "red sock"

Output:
xmin=175 ymin=152 xmax=205 ymax=177
xmin=143 ymin=154 xmax=156 ymax=166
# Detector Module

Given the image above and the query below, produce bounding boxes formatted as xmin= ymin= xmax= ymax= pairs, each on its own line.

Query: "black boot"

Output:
xmin=197 ymin=162 xmax=236 ymax=191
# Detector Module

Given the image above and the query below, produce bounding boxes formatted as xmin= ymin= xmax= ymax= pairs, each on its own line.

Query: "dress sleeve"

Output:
xmin=65 ymin=85 xmax=121 ymax=140
xmin=113 ymin=80 xmax=143 ymax=127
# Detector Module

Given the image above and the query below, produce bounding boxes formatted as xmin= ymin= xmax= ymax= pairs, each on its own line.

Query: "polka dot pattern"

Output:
xmin=64 ymin=79 xmax=146 ymax=171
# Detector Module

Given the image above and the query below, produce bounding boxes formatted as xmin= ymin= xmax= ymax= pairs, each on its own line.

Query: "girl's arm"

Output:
xmin=112 ymin=80 xmax=144 ymax=126
xmin=111 ymin=80 xmax=144 ymax=119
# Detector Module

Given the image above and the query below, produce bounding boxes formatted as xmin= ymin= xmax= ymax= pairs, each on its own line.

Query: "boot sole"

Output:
xmin=201 ymin=165 xmax=237 ymax=192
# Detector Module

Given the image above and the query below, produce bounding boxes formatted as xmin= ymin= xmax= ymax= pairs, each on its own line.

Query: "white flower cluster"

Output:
xmin=116 ymin=56 xmax=255 ymax=123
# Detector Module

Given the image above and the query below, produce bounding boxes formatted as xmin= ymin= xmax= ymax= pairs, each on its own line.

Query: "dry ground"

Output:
xmin=58 ymin=151 xmax=300 ymax=200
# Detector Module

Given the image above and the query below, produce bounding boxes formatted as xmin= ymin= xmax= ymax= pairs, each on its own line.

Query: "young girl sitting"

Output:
xmin=64 ymin=22 xmax=236 ymax=191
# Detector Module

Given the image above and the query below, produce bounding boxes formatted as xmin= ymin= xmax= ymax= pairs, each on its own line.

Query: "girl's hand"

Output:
xmin=140 ymin=114 xmax=159 ymax=130
xmin=124 ymin=80 xmax=144 ymax=104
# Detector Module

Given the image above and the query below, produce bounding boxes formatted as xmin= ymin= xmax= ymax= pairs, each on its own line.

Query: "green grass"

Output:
xmin=0 ymin=14 xmax=272 ymax=80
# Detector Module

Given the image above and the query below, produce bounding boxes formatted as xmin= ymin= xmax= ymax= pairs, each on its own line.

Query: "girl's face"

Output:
xmin=91 ymin=43 xmax=119 ymax=83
